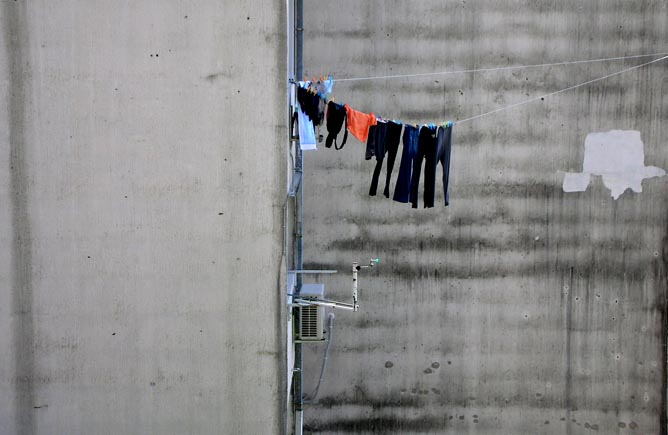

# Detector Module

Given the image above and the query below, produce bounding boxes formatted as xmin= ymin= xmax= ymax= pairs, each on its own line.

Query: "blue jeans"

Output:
xmin=392 ymin=125 xmax=420 ymax=203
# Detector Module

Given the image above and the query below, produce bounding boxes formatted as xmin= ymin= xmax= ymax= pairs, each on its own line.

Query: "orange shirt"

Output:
xmin=345 ymin=104 xmax=377 ymax=143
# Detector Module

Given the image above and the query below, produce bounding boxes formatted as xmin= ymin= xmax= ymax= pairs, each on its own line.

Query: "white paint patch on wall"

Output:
xmin=563 ymin=130 xmax=666 ymax=199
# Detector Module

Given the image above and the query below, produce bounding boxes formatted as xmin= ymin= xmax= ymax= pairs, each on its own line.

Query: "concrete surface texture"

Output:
xmin=0 ymin=1 xmax=286 ymax=434
xmin=301 ymin=1 xmax=668 ymax=434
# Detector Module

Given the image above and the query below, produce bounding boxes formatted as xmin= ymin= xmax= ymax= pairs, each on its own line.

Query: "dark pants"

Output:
xmin=392 ymin=125 xmax=419 ymax=203
xmin=365 ymin=123 xmax=381 ymax=161
xmin=368 ymin=122 xmax=387 ymax=194
xmin=437 ymin=124 xmax=453 ymax=206
xmin=382 ymin=121 xmax=403 ymax=198
xmin=369 ymin=121 xmax=402 ymax=196
xmin=409 ymin=126 xmax=438 ymax=208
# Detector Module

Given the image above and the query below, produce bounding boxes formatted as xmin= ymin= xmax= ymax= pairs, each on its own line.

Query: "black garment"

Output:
xmin=365 ymin=124 xmax=379 ymax=160
xmin=409 ymin=125 xmax=439 ymax=208
xmin=297 ymin=86 xmax=324 ymax=126
xmin=368 ymin=121 xmax=403 ymax=197
xmin=325 ymin=101 xmax=348 ymax=149
xmin=368 ymin=121 xmax=387 ymax=195
xmin=436 ymin=124 xmax=453 ymax=206
xmin=393 ymin=124 xmax=419 ymax=203
xmin=382 ymin=121 xmax=403 ymax=198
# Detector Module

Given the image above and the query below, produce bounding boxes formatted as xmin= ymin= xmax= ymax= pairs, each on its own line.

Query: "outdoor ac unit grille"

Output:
xmin=297 ymin=283 xmax=325 ymax=341
xmin=300 ymin=306 xmax=319 ymax=338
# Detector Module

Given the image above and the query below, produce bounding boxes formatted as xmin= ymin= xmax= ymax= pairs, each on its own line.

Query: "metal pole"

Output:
xmin=293 ymin=1 xmax=305 ymax=434
xmin=295 ymin=0 xmax=303 ymax=84
xmin=294 ymin=0 xmax=304 ymax=288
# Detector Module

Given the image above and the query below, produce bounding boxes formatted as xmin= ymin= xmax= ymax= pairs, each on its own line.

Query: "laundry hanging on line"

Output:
xmin=294 ymin=77 xmax=455 ymax=208
xmin=325 ymin=101 xmax=348 ymax=150
xmin=292 ymin=53 xmax=668 ymax=208
xmin=295 ymin=77 xmax=333 ymax=151
xmin=374 ymin=121 xmax=453 ymax=208
xmin=345 ymin=104 xmax=377 ymax=143
xmin=297 ymin=107 xmax=316 ymax=150
xmin=367 ymin=120 xmax=401 ymax=198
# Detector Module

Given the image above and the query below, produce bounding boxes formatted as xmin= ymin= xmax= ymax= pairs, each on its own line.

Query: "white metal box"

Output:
xmin=298 ymin=284 xmax=325 ymax=341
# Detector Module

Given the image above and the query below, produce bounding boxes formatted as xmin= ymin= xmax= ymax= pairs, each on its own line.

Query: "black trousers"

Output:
xmin=369 ymin=121 xmax=403 ymax=196
xmin=365 ymin=122 xmax=383 ymax=161
xmin=409 ymin=125 xmax=438 ymax=208
xmin=436 ymin=124 xmax=453 ymax=206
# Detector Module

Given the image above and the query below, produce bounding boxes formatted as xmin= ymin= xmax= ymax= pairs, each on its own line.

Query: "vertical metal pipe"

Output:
xmin=293 ymin=0 xmax=305 ymax=431
xmin=295 ymin=0 xmax=303 ymax=83
xmin=295 ymin=0 xmax=303 ymax=292
xmin=295 ymin=410 xmax=304 ymax=435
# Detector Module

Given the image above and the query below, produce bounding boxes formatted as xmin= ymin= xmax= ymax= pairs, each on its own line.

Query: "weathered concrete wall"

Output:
xmin=0 ymin=1 xmax=286 ymax=434
xmin=301 ymin=1 xmax=668 ymax=433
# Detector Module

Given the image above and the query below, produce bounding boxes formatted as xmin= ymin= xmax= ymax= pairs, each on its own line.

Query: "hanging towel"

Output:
xmin=345 ymin=104 xmax=377 ymax=143
xmin=298 ymin=104 xmax=317 ymax=151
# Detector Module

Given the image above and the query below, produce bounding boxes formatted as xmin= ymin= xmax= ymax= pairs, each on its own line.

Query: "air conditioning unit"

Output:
xmin=298 ymin=284 xmax=325 ymax=341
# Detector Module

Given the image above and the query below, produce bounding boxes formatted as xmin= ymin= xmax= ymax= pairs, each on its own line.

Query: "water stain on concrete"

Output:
xmin=304 ymin=415 xmax=448 ymax=432
xmin=3 ymin=1 xmax=35 ymax=433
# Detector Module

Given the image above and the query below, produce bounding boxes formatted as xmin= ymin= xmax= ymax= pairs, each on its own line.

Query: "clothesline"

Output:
xmin=296 ymin=53 xmax=668 ymax=139
xmin=456 ymin=54 xmax=668 ymax=124
xmin=331 ymin=51 xmax=668 ymax=82
xmin=312 ymin=54 xmax=668 ymax=126
xmin=294 ymin=52 xmax=668 ymax=209
xmin=300 ymin=53 xmax=668 ymax=126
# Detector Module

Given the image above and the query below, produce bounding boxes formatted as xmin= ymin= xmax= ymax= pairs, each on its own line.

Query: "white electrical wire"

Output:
xmin=303 ymin=313 xmax=335 ymax=403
